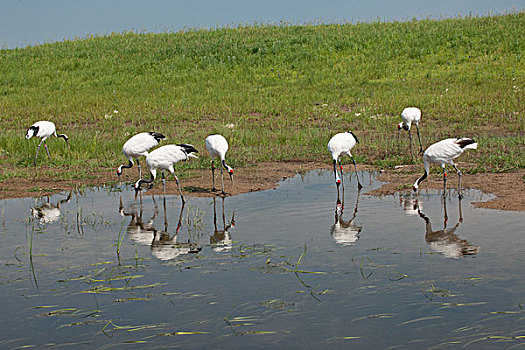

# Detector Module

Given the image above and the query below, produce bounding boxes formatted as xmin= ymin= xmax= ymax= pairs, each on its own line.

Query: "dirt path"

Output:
xmin=0 ymin=162 xmax=523 ymax=211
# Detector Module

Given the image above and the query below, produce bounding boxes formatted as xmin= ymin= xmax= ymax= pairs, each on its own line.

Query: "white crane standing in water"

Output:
xmin=25 ymin=121 xmax=70 ymax=166
xmin=134 ymin=144 xmax=198 ymax=203
xmin=397 ymin=107 xmax=423 ymax=157
xmin=327 ymin=131 xmax=362 ymax=190
xmin=117 ymin=132 xmax=166 ymax=181
xmin=205 ymin=134 xmax=234 ymax=195
xmin=413 ymin=138 xmax=478 ymax=198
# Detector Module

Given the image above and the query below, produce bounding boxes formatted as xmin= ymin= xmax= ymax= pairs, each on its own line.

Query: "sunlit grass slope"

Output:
xmin=0 ymin=12 xmax=523 ymax=182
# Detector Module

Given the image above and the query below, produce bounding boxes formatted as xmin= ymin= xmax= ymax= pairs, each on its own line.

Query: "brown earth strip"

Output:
xmin=0 ymin=162 xmax=523 ymax=211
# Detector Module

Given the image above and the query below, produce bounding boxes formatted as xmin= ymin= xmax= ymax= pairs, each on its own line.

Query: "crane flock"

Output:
xmin=25 ymin=107 xmax=478 ymax=200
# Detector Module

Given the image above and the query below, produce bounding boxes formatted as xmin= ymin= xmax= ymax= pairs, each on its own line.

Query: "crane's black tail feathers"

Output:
xmin=455 ymin=138 xmax=477 ymax=149
xmin=149 ymin=132 xmax=167 ymax=142
xmin=177 ymin=144 xmax=199 ymax=155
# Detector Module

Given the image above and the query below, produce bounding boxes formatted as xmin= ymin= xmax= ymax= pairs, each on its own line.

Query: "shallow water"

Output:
xmin=1 ymin=170 xmax=524 ymax=349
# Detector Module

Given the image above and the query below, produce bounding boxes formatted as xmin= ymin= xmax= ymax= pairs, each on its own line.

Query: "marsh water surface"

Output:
xmin=1 ymin=170 xmax=524 ymax=349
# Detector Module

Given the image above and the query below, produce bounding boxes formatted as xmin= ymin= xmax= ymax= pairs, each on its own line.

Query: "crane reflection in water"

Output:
xmin=330 ymin=187 xmax=362 ymax=246
xmin=209 ymin=197 xmax=235 ymax=252
xmin=120 ymin=193 xmax=201 ymax=261
xmin=31 ymin=191 xmax=71 ymax=225
xmin=418 ymin=197 xmax=478 ymax=258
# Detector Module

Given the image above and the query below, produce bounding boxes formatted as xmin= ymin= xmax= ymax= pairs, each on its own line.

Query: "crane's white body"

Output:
xmin=122 ymin=132 xmax=163 ymax=160
xmin=413 ymin=138 xmax=478 ymax=197
xmin=205 ymin=134 xmax=233 ymax=194
xmin=205 ymin=134 xmax=229 ymax=161
xmin=134 ymin=144 xmax=198 ymax=202
xmin=420 ymin=138 xmax=477 ymax=175
xmin=26 ymin=120 xmax=69 ymax=165
xmin=26 ymin=121 xmax=57 ymax=140
xmin=327 ymin=131 xmax=362 ymax=189
xmin=145 ymin=145 xmax=195 ymax=178
xmin=398 ymin=107 xmax=423 ymax=156
xmin=328 ymin=132 xmax=358 ymax=161
xmin=118 ymin=132 xmax=166 ymax=180
xmin=399 ymin=107 xmax=421 ymax=130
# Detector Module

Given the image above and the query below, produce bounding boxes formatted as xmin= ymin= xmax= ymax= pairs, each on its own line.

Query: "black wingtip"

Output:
xmin=176 ymin=143 xmax=199 ymax=154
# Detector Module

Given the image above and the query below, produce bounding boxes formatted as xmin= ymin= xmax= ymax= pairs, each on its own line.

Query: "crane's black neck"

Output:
xmin=416 ymin=171 xmax=428 ymax=186
xmin=27 ymin=126 xmax=39 ymax=137
xmin=122 ymin=160 xmax=133 ymax=170
xmin=348 ymin=131 xmax=359 ymax=144
xmin=136 ymin=173 xmax=155 ymax=190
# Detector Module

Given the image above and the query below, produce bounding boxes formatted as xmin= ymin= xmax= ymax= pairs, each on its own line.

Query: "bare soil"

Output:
xmin=0 ymin=162 xmax=523 ymax=211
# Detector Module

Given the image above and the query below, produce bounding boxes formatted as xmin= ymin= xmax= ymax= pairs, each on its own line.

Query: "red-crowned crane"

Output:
xmin=413 ymin=138 xmax=478 ymax=198
xmin=134 ymin=144 xmax=198 ymax=203
xmin=205 ymin=134 xmax=233 ymax=195
xmin=397 ymin=107 xmax=423 ymax=157
xmin=117 ymin=132 xmax=166 ymax=181
xmin=327 ymin=131 xmax=362 ymax=191
xmin=25 ymin=121 xmax=70 ymax=166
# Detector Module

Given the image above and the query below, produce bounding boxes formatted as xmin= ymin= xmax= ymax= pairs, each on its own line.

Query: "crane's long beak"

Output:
xmin=229 ymin=172 xmax=234 ymax=185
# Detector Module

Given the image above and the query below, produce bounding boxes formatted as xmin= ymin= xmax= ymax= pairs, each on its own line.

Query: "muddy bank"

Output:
xmin=0 ymin=162 xmax=523 ymax=211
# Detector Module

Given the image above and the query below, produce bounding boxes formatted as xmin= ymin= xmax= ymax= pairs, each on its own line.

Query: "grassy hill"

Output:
xmin=0 ymin=12 xmax=523 ymax=182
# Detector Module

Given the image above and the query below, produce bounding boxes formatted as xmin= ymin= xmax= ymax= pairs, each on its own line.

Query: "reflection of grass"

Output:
xmin=0 ymin=13 xmax=523 ymax=187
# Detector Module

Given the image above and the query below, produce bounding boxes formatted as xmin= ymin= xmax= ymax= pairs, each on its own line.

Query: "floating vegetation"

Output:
xmin=82 ymin=283 xmax=166 ymax=294
xmin=157 ymin=331 xmax=210 ymax=336
xmin=399 ymin=316 xmax=445 ymax=326
xmin=259 ymin=299 xmax=295 ymax=310
xmin=421 ymin=284 xmax=461 ymax=300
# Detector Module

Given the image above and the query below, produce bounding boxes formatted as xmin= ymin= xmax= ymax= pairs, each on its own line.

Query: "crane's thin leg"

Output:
xmin=338 ymin=160 xmax=344 ymax=187
xmin=333 ymin=160 xmax=339 ymax=185
xmin=162 ymin=195 xmax=168 ymax=232
xmin=211 ymin=160 xmax=217 ymax=192
xmin=34 ymin=139 xmax=44 ymax=165
xmin=458 ymin=196 xmax=463 ymax=223
xmin=213 ymin=197 xmax=218 ymax=232
xmin=161 ymin=171 xmax=166 ymax=195
xmin=408 ymin=129 xmax=414 ymax=160
xmin=176 ymin=201 xmax=185 ymax=233
xmin=172 ymin=173 xmax=185 ymax=204
xmin=44 ymin=141 xmax=51 ymax=159
xmin=136 ymin=158 xmax=141 ymax=179
xmin=221 ymin=197 xmax=226 ymax=228
xmin=220 ymin=161 xmax=226 ymax=196
xmin=452 ymin=163 xmax=463 ymax=199
xmin=443 ymin=195 xmax=448 ymax=227
xmin=442 ymin=165 xmax=447 ymax=195
xmin=351 ymin=156 xmax=363 ymax=190
xmin=415 ymin=124 xmax=423 ymax=154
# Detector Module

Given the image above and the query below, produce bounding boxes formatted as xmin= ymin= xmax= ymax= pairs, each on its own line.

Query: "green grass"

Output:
xmin=0 ymin=12 xmax=523 ymax=183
